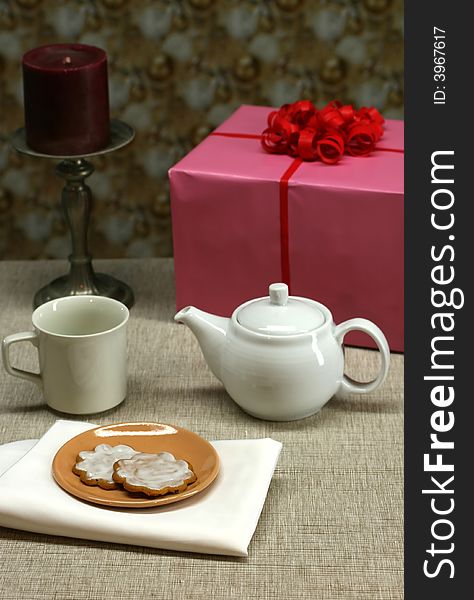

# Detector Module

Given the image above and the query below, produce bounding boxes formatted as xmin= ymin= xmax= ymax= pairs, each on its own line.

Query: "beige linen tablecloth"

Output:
xmin=0 ymin=258 xmax=403 ymax=600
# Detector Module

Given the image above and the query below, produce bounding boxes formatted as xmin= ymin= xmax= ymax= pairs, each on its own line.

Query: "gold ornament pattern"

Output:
xmin=0 ymin=0 xmax=403 ymax=260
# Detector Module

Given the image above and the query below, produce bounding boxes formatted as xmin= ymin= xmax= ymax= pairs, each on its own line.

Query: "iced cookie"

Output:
xmin=112 ymin=452 xmax=196 ymax=496
xmin=73 ymin=444 xmax=138 ymax=489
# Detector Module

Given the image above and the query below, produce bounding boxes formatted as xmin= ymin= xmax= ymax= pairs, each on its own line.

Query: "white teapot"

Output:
xmin=174 ymin=283 xmax=390 ymax=421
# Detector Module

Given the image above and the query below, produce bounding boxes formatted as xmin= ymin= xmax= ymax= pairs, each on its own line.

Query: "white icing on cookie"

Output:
xmin=113 ymin=452 xmax=194 ymax=492
xmin=74 ymin=444 xmax=138 ymax=485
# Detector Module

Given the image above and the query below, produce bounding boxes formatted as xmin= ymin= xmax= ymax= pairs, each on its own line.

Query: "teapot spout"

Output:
xmin=174 ymin=306 xmax=229 ymax=382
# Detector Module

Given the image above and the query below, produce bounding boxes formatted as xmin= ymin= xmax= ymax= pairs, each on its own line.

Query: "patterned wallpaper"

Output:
xmin=0 ymin=0 xmax=403 ymax=260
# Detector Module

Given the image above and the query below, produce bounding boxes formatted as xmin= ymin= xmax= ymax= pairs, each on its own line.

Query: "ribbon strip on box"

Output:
xmin=211 ymin=100 xmax=404 ymax=291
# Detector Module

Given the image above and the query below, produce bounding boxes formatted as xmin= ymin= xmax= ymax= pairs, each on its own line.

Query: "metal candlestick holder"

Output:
xmin=10 ymin=120 xmax=135 ymax=309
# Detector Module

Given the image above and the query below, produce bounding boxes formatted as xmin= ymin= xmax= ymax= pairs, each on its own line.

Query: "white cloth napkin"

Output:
xmin=0 ymin=420 xmax=282 ymax=557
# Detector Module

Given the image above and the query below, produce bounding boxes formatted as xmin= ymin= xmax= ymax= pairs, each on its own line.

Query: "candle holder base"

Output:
xmin=33 ymin=272 xmax=134 ymax=309
xmin=10 ymin=120 xmax=136 ymax=309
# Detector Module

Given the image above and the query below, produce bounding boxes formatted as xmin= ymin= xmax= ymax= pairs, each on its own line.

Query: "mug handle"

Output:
xmin=2 ymin=332 xmax=42 ymax=387
xmin=334 ymin=318 xmax=390 ymax=394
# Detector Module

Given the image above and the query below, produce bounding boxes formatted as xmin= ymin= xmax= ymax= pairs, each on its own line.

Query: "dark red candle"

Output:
xmin=22 ymin=44 xmax=110 ymax=156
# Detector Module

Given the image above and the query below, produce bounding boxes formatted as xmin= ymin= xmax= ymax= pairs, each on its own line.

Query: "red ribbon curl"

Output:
xmin=261 ymin=100 xmax=385 ymax=164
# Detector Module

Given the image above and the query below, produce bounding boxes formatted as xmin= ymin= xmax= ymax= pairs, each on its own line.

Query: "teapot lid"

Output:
xmin=236 ymin=283 xmax=325 ymax=335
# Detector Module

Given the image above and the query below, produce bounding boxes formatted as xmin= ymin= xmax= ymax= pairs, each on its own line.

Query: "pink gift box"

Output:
xmin=169 ymin=105 xmax=404 ymax=352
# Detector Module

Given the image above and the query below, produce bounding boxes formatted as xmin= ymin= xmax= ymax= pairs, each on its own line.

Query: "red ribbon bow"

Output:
xmin=261 ymin=100 xmax=385 ymax=164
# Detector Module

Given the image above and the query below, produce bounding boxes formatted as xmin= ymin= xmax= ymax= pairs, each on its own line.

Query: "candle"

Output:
xmin=22 ymin=43 xmax=110 ymax=156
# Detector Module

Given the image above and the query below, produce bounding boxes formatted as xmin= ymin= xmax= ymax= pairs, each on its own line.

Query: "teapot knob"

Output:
xmin=269 ymin=283 xmax=288 ymax=306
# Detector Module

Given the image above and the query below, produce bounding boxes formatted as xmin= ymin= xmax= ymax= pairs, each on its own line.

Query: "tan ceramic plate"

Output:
xmin=52 ymin=422 xmax=220 ymax=508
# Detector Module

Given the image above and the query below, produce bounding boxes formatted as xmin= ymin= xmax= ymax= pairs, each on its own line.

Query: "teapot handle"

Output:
xmin=334 ymin=318 xmax=390 ymax=394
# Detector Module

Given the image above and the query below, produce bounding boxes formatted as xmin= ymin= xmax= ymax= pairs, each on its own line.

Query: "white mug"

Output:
xmin=2 ymin=296 xmax=129 ymax=415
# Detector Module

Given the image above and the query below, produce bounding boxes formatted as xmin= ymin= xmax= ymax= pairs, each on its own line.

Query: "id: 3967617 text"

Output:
xmin=433 ymin=27 xmax=446 ymax=105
